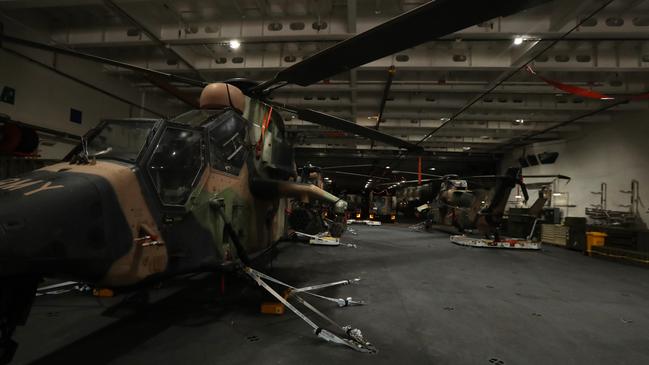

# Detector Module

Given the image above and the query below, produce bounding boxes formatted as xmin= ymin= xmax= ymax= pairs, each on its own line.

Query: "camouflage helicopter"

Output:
xmin=413 ymin=170 xmax=570 ymax=240
xmin=289 ymin=162 xmax=349 ymax=237
xmin=0 ymin=0 xmax=551 ymax=361
xmin=429 ymin=168 xmax=529 ymax=239
xmin=376 ymin=168 xmax=527 ymax=238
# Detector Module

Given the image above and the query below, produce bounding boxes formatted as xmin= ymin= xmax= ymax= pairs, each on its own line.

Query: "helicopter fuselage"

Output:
xmin=0 ymin=116 xmax=265 ymax=284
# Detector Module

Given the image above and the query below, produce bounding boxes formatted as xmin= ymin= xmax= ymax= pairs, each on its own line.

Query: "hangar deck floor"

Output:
xmin=13 ymin=225 xmax=649 ymax=365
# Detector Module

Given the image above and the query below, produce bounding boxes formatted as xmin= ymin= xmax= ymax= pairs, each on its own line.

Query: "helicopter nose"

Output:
xmin=0 ymin=167 xmax=133 ymax=281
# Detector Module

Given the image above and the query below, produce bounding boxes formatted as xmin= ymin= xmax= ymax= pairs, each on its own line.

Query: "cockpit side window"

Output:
xmin=208 ymin=113 xmax=247 ymax=175
xmin=76 ymin=120 xmax=155 ymax=163
xmin=147 ymin=127 xmax=205 ymax=206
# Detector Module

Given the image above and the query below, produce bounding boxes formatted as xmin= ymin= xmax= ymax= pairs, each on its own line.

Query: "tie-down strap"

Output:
xmin=243 ymin=267 xmax=376 ymax=353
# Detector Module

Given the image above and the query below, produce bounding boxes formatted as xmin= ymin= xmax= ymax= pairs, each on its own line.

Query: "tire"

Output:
xmin=289 ymin=207 xmax=310 ymax=231
xmin=329 ymin=222 xmax=345 ymax=238
xmin=289 ymin=207 xmax=325 ymax=235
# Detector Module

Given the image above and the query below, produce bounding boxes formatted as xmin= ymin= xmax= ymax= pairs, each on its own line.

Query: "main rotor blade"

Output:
xmin=523 ymin=174 xmax=571 ymax=181
xmin=321 ymin=164 xmax=375 ymax=170
xmin=376 ymin=179 xmax=435 ymax=187
xmin=377 ymin=66 xmax=396 ymax=127
xmin=1 ymin=35 xmax=207 ymax=87
xmin=145 ymin=75 xmax=199 ymax=108
xmin=326 ymin=171 xmax=390 ymax=180
xmin=371 ymin=66 xmax=396 ymax=149
xmin=391 ymin=170 xmax=443 ymax=178
xmin=274 ymin=103 xmax=423 ymax=152
xmin=464 ymin=175 xmax=510 ymax=180
xmin=518 ymin=181 xmax=530 ymax=202
xmin=253 ymin=0 xmax=551 ymax=92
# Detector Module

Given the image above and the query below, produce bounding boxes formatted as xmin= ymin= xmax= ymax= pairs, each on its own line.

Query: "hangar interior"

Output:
xmin=1 ymin=0 xmax=649 ymax=364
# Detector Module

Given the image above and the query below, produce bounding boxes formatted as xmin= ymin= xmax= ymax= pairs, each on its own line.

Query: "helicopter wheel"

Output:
xmin=492 ymin=230 xmax=501 ymax=242
xmin=453 ymin=221 xmax=465 ymax=234
xmin=289 ymin=207 xmax=324 ymax=235
xmin=328 ymin=222 xmax=345 ymax=238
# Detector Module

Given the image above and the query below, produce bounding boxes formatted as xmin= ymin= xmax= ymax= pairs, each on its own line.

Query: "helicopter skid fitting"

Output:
xmin=243 ymin=267 xmax=376 ymax=353
xmin=35 ymin=281 xmax=87 ymax=297
xmin=346 ymin=219 xmax=382 ymax=226
xmin=294 ymin=231 xmax=357 ymax=248
xmin=409 ymin=221 xmax=428 ymax=232
xmin=450 ymin=235 xmax=542 ymax=250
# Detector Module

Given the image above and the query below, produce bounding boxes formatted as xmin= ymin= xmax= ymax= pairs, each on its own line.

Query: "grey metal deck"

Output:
xmin=13 ymin=225 xmax=649 ymax=364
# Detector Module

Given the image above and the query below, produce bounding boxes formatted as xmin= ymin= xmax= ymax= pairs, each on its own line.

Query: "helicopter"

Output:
xmin=428 ymin=168 xmax=529 ymax=240
xmin=375 ymin=168 xmax=527 ymax=238
xmin=288 ymin=163 xmax=350 ymax=237
xmin=0 ymin=0 xmax=552 ymax=362
xmin=407 ymin=170 xmax=570 ymax=240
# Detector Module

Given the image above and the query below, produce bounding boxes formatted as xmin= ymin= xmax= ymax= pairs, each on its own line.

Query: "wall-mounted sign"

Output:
xmin=69 ymin=108 xmax=83 ymax=124
xmin=1 ymin=86 xmax=16 ymax=105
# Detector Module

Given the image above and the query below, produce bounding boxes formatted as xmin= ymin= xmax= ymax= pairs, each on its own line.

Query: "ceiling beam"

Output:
xmin=48 ymin=12 xmax=649 ymax=48
xmin=94 ymin=41 xmax=649 ymax=74
xmin=549 ymin=0 xmax=598 ymax=31
xmin=347 ymin=0 xmax=357 ymax=33
xmin=101 ymin=0 xmax=205 ymax=81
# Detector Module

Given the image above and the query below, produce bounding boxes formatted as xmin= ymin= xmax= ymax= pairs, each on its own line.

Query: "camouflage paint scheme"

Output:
xmin=0 ymin=95 xmax=341 ymax=289
xmin=431 ymin=169 xmax=523 ymax=237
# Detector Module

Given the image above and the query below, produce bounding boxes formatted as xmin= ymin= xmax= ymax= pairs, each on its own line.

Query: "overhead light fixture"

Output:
xmin=385 ymin=166 xmax=391 ymax=169
xmin=514 ymin=119 xmax=525 ymax=125
xmin=513 ymin=36 xmax=524 ymax=46
xmin=600 ymin=97 xmax=615 ymax=100
xmin=229 ymin=39 xmax=241 ymax=49
xmin=429 ymin=167 xmax=436 ymax=171
xmin=440 ymin=117 xmax=450 ymax=122
xmin=462 ymin=146 xmax=471 ymax=151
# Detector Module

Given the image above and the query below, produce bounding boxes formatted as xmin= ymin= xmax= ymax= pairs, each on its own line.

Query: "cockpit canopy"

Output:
xmin=79 ymin=108 xmax=249 ymax=208
xmin=83 ymin=119 xmax=155 ymax=163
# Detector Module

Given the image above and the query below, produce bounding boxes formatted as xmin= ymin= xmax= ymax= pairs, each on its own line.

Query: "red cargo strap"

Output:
xmin=256 ymin=106 xmax=273 ymax=159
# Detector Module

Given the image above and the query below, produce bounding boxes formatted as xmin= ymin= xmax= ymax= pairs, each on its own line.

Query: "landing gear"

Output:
xmin=492 ymin=230 xmax=501 ymax=243
xmin=328 ymin=221 xmax=345 ymax=238
xmin=0 ymin=277 xmax=39 ymax=365
xmin=289 ymin=207 xmax=325 ymax=235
